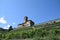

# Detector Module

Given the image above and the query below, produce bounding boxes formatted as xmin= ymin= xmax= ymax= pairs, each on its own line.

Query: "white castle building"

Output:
xmin=18 ymin=16 xmax=35 ymax=28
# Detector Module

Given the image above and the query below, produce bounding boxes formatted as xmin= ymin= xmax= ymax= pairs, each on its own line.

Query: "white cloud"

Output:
xmin=3 ymin=25 xmax=10 ymax=29
xmin=7 ymin=25 xmax=10 ymax=27
xmin=0 ymin=17 xmax=7 ymax=24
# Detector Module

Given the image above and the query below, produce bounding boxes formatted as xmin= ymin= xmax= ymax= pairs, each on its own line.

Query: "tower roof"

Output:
xmin=24 ymin=16 xmax=28 ymax=18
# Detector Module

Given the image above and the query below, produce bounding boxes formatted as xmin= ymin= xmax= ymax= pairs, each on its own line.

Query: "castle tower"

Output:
xmin=24 ymin=16 xmax=28 ymax=23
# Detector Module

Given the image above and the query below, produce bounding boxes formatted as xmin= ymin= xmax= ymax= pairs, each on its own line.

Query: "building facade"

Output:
xmin=18 ymin=16 xmax=35 ymax=28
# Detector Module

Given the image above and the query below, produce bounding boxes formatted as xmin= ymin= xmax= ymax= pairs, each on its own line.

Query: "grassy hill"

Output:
xmin=0 ymin=19 xmax=60 ymax=40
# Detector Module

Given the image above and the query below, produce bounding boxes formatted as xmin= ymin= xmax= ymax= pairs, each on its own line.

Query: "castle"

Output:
xmin=18 ymin=16 xmax=35 ymax=28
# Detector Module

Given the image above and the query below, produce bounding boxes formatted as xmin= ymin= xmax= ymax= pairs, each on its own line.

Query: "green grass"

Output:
xmin=0 ymin=22 xmax=60 ymax=40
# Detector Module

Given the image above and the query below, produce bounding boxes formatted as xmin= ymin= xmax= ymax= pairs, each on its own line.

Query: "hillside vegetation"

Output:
xmin=0 ymin=20 xmax=60 ymax=40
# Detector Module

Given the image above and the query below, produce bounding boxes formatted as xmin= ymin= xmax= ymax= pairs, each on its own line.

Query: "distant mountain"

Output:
xmin=0 ymin=28 xmax=8 ymax=33
xmin=39 ymin=18 xmax=60 ymax=25
xmin=48 ymin=18 xmax=60 ymax=22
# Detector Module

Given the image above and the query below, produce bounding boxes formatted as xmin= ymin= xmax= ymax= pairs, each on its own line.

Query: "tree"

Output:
xmin=8 ymin=26 xmax=13 ymax=31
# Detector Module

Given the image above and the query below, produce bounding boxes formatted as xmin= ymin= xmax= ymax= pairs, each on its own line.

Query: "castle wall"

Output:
xmin=18 ymin=16 xmax=35 ymax=28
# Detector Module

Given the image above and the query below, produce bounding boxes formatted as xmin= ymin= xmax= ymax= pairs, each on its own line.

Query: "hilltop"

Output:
xmin=0 ymin=18 xmax=60 ymax=40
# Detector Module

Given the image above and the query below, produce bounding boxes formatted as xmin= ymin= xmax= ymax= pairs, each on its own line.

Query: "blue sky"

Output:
xmin=0 ymin=0 xmax=60 ymax=29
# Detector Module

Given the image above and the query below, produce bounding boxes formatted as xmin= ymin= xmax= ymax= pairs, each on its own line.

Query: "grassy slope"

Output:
xmin=0 ymin=22 xmax=60 ymax=40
